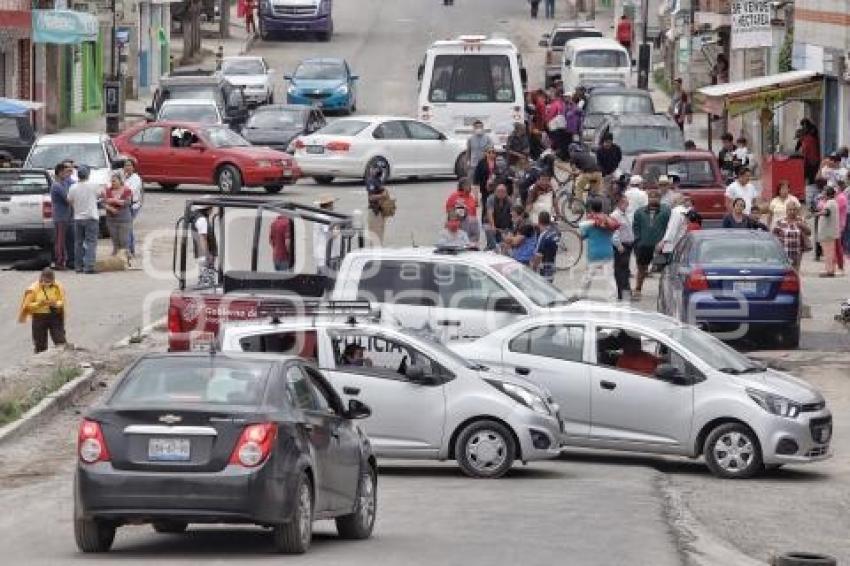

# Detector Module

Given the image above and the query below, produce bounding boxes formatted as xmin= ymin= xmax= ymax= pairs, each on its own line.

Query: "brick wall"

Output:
xmin=698 ymin=0 xmax=730 ymax=14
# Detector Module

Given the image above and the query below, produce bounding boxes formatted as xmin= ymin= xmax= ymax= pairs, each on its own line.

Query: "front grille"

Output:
xmin=809 ymin=416 xmax=832 ymax=444
xmin=801 ymin=401 xmax=826 ymax=412
xmin=303 ymin=92 xmax=330 ymax=99
xmin=272 ymin=4 xmax=317 ymax=17
xmin=806 ymin=446 xmax=829 ymax=458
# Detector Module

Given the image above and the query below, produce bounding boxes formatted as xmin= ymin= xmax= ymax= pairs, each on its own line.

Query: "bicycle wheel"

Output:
xmin=560 ymin=195 xmax=585 ymax=227
xmin=555 ymin=226 xmax=583 ymax=271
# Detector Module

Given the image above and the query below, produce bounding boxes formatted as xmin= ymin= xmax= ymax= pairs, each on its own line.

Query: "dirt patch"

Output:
xmin=0 ymin=328 xmax=168 ymax=489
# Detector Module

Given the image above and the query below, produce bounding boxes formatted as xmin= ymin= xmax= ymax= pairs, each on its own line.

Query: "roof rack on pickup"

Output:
xmin=258 ymin=299 xmax=376 ymax=321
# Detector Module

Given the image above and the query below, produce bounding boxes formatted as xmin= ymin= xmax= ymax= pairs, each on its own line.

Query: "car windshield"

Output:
xmin=294 ymin=61 xmax=346 ymax=80
xmin=317 ymin=120 xmax=369 ymax=136
xmin=697 ymin=239 xmax=787 ymax=265
xmin=586 ymin=94 xmax=653 ymax=115
xmin=492 ymin=261 xmax=571 ymax=307
xmin=111 ymin=357 xmax=273 ymax=406
xmin=246 ymin=109 xmax=302 ymax=129
xmin=574 ymin=49 xmax=628 ymax=68
xmin=428 ymin=54 xmax=516 ymax=103
xmin=27 ymin=143 xmax=106 ymax=169
xmin=0 ymin=171 xmax=49 ymax=195
xmin=615 ymin=125 xmax=684 ymax=155
xmin=222 ymin=59 xmax=265 ymax=75
xmin=642 ymin=159 xmax=717 ymax=187
xmin=551 ymin=30 xmax=601 ymax=48
xmin=159 ymin=104 xmax=220 ymax=124
xmin=203 ymin=126 xmax=251 ymax=147
xmin=662 ymin=326 xmax=765 ymax=374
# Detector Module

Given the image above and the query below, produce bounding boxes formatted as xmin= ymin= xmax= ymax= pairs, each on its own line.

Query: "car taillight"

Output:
xmin=78 ymin=419 xmax=110 ymax=464
xmin=294 ymin=139 xmax=305 ymax=150
xmin=167 ymin=302 xmax=183 ymax=335
xmin=326 ymin=140 xmax=350 ymax=152
xmin=229 ymin=423 xmax=277 ymax=467
xmin=512 ymin=105 xmax=522 ymax=121
xmin=42 ymin=200 xmax=52 ymax=220
xmin=421 ymin=105 xmax=431 ymax=121
xmin=685 ymin=269 xmax=709 ymax=291
xmin=779 ymin=270 xmax=800 ymax=292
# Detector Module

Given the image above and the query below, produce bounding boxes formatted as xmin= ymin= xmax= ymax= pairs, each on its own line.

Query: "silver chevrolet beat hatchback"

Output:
xmin=451 ymin=307 xmax=832 ymax=479
xmin=220 ymin=316 xmax=564 ymax=478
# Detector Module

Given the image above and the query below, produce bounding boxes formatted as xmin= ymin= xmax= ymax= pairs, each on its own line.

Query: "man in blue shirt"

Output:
xmin=579 ymin=198 xmax=619 ymax=300
xmin=50 ymin=162 xmax=75 ymax=270
xmin=532 ymin=211 xmax=560 ymax=283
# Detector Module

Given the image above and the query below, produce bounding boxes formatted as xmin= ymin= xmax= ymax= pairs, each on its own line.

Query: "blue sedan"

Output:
xmin=285 ymin=58 xmax=358 ymax=114
xmin=657 ymin=230 xmax=802 ymax=347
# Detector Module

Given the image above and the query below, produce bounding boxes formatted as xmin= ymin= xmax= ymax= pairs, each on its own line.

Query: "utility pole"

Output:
xmin=636 ymin=0 xmax=650 ymax=89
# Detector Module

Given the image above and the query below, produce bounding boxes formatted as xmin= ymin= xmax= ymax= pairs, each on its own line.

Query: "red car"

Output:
xmin=114 ymin=121 xmax=300 ymax=193
xmin=631 ymin=151 xmax=726 ymax=221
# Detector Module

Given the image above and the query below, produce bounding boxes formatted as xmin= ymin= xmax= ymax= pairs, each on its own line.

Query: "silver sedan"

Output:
xmin=451 ymin=307 xmax=832 ymax=479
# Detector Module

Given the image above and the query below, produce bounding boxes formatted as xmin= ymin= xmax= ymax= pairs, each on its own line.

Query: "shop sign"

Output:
xmin=32 ymin=9 xmax=99 ymax=44
xmin=731 ymin=0 xmax=772 ymax=49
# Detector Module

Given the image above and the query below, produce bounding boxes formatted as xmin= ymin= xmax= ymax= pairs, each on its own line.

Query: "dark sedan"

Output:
xmin=241 ymin=105 xmax=326 ymax=153
xmin=74 ymin=352 xmax=377 ymax=554
xmin=658 ymin=230 xmax=802 ymax=347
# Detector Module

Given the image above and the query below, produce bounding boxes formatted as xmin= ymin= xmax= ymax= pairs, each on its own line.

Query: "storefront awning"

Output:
xmin=695 ymin=70 xmax=823 ymax=116
xmin=32 ymin=9 xmax=99 ymax=44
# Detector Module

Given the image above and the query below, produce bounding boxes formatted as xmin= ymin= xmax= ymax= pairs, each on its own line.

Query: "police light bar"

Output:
xmin=257 ymin=299 xmax=376 ymax=320
xmin=458 ymin=35 xmax=487 ymax=43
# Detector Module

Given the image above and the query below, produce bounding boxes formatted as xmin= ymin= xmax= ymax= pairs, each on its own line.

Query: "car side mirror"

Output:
xmin=632 ymin=59 xmax=637 ymax=67
xmin=190 ymin=142 xmax=205 ymax=151
xmin=539 ymin=39 xmax=549 ymax=48
xmin=438 ymin=132 xmax=447 ymax=141
xmin=350 ymin=75 xmax=359 ymax=81
xmin=345 ymin=399 xmax=371 ymax=420
xmin=655 ymin=363 xmax=688 ymax=385
xmin=144 ymin=112 xmax=155 ymax=122
xmin=417 ymin=64 xmax=424 ymax=81
xmin=493 ymin=296 xmax=527 ymax=315
xmin=563 ymin=59 xmax=571 ymax=67
xmin=284 ymin=74 xmax=292 ymax=81
xmin=520 ymin=68 xmax=528 ymax=85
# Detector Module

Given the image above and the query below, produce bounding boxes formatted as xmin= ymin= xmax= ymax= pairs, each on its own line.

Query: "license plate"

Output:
xmin=306 ymin=145 xmax=324 ymax=154
xmin=462 ymin=116 xmax=483 ymax=126
xmin=733 ymin=281 xmax=758 ymax=294
xmin=0 ymin=231 xmax=16 ymax=242
xmin=148 ymin=438 xmax=191 ymax=461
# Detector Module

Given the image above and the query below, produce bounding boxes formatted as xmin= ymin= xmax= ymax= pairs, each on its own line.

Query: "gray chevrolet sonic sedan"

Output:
xmin=74 ymin=352 xmax=376 ymax=554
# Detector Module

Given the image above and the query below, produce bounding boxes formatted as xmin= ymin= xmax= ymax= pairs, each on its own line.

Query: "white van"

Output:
xmin=417 ymin=35 xmax=527 ymax=147
xmin=561 ymin=37 xmax=632 ymax=93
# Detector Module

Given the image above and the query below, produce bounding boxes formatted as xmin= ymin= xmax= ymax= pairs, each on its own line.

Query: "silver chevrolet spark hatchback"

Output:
xmin=220 ymin=318 xmax=564 ymax=478
xmin=452 ymin=308 xmax=832 ymax=479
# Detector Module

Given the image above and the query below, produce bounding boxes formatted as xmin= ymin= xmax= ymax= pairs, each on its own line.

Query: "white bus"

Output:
xmin=417 ymin=35 xmax=527 ymax=147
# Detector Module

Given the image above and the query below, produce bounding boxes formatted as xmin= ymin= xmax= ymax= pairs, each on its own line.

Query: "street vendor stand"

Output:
xmin=694 ymin=70 xmax=823 ymax=200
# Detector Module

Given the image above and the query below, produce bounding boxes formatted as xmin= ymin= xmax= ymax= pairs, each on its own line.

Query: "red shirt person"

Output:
xmin=616 ymin=15 xmax=633 ymax=52
xmin=445 ymin=182 xmax=478 ymax=217
xmin=615 ymin=334 xmax=660 ymax=376
xmin=269 ymin=214 xmax=292 ymax=271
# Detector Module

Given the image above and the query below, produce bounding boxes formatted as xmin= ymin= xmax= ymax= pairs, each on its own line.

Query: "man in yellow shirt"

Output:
xmin=18 ymin=268 xmax=67 ymax=353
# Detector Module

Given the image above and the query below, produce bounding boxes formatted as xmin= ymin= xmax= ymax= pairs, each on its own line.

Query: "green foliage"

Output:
xmin=0 ymin=365 xmax=82 ymax=427
xmin=778 ymin=30 xmax=793 ymax=73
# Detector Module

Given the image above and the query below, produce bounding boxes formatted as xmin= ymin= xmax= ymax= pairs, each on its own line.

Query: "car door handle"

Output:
xmin=515 ymin=366 xmax=531 ymax=376
xmin=436 ymin=319 xmax=461 ymax=327
xmin=343 ymin=386 xmax=360 ymax=396
xmin=600 ymin=380 xmax=617 ymax=390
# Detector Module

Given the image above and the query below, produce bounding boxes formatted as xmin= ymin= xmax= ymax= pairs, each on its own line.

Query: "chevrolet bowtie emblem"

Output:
xmin=158 ymin=414 xmax=182 ymax=425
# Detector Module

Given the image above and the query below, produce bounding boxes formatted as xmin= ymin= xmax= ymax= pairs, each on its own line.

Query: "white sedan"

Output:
xmin=292 ymin=116 xmax=467 ymax=184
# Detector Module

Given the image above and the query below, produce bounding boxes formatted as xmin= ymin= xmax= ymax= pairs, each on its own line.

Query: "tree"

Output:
xmin=181 ymin=0 xmax=203 ymax=64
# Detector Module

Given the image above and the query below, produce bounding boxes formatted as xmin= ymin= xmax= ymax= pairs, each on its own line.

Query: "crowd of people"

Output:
xmin=49 ymin=160 xmax=143 ymax=273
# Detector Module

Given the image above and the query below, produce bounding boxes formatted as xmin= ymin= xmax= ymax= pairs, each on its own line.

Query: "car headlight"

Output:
xmin=256 ymin=160 xmax=274 ymax=168
xmin=746 ymin=388 xmax=801 ymax=418
xmin=485 ymin=379 xmax=551 ymax=416
xmin=336 ymin=84 xmax=349 ymax=95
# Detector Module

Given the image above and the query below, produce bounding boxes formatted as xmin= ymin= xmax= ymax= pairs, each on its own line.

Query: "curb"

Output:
xmin=0 ymin=366 xmax=98 ymax=446
xmin=112 ymin=316 xmax=167 ymax=348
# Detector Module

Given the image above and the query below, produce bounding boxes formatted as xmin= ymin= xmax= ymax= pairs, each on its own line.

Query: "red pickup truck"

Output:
xmin=631 ymin=151 xmax=726 ymax=220
xmin=167 ymin=196 xmax=364 ymax=351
